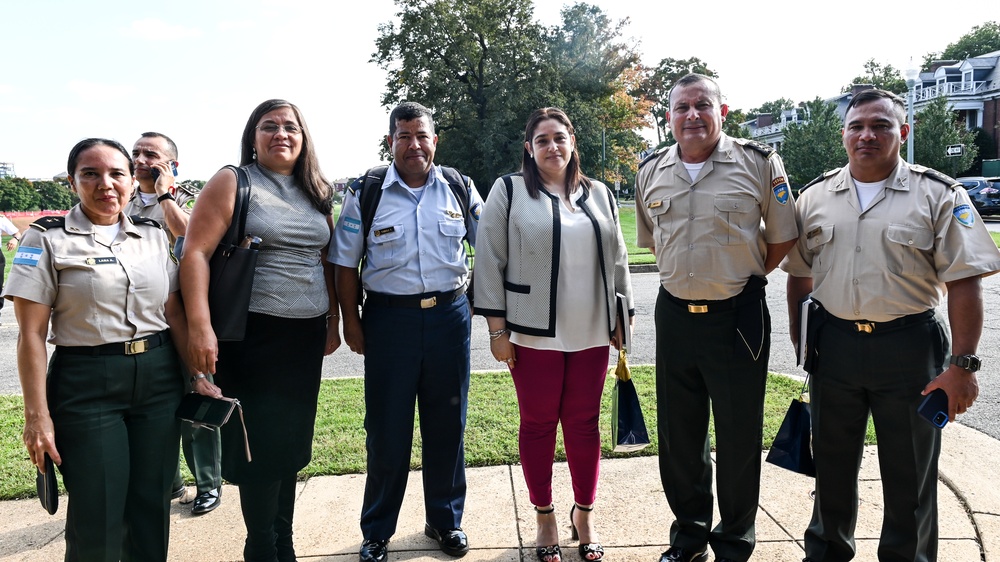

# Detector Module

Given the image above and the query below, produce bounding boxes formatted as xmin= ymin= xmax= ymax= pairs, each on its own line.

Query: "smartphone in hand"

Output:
xmin=918 ymin=388 xmax=949 ymax=429
xmin=151 ymin=161 xmax=179 ymax=180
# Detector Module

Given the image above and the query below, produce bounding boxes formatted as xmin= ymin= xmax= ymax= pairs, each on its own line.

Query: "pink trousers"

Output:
xmin=510 ymin=344 xmax=610 ymax=507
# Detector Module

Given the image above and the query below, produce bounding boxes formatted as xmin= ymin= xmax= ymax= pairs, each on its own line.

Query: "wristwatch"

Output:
xmin=951 ymin=354 xmax=982 ymax=372
xmin=157 ymin=192 xmax=176 ymax=203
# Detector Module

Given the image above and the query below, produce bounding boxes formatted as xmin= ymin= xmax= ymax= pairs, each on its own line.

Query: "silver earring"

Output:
xmin=252 ymin=148 xmax=257 ymax=160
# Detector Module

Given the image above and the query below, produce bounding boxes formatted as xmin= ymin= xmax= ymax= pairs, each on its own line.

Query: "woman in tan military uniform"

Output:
xmin=2 ymin=138 xmax=188 ymax=562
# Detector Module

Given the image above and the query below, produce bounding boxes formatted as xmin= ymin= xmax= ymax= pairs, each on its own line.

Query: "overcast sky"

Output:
xmin=1 ymin=0 xmax=995 ymax=181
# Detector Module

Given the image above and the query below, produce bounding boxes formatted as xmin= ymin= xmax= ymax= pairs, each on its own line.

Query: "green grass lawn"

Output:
xmin=0 ymin=367 xmax=857 ymax=501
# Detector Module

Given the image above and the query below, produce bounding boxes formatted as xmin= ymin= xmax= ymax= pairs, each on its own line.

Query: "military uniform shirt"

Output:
xmin=1 ymin=206 xmax=177 ymax=346
xmin=123 ymin=184 xmax=198 ymax=246
xmin=781 ymin=159 xmax=1000 ymax=322
xmin=329 ymin=163 xmax=482 ymax=295
xmin=635 ymin=134 xmax=799 ymax=300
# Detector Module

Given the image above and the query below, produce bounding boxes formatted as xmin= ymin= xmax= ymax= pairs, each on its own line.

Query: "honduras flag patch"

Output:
xmin=13 ymin=246 xmax=43 ymax=266
xmin=953 ymin=204 xmax=975 ymax=227
xmin=771 ymin=177 xmax=790 ymax=205
xmin=341 ymin=216 xmax=361 ymax=234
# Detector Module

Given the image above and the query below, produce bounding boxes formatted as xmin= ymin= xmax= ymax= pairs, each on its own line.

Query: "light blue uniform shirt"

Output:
xmin=329 ymin=163 xmax=482 ymax=295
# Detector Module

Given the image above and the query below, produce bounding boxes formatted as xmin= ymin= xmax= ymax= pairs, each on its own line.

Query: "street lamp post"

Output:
xmin=905 ymin=62 xmax=920 ymax=164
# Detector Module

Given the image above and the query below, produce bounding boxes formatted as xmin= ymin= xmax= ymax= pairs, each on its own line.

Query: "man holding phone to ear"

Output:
xmin=126 ymin=132 xmax=199 ymax=246
xmin=782 ymin=89 xmax=1000 ymax=562
xmin=126 ymin=132 xmax=222 ymax=515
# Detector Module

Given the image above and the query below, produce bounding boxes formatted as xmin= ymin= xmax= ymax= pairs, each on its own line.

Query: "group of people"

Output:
xmin=2 ymin=72 xmax=997 ymax=562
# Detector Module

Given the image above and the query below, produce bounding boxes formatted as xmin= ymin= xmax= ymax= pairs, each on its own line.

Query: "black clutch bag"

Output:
xmin=176 ymin=393 xmax=253 ymax=461
xmin=176 ymin=393 xmax=239 ymax=428
xmin=36 ymin=453 xmax=58 ymax=515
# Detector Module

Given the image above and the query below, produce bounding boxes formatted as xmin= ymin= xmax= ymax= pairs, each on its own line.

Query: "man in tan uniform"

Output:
xmin=125 ymin=132 xmax=221 ymax=515
xmin=635 ymin=73 xmax=799 ymax=562
xmin=125 ymin=132 xmax=199 ymax=247
xmin=782 ymin=89 xmax=1000 ymax=562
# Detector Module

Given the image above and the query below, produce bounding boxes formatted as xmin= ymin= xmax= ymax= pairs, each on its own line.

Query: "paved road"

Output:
xmin=2 ymin=267 xmax=997 ymax=440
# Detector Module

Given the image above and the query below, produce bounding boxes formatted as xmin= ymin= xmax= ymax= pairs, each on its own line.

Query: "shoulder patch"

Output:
xmin=799 ymin=168 xmax=840 ymax=194
xmin=953 ymin=204 xmax=976 ymax=227
xmin=771 ymin=177 xmax=790 ymax=205
xmin=917 ymin=166 xmax=961 ymax=191
xmin=129 ymin=215 xmax=162 ymax=229
xmin=638 ymin=147 xmax=668 ymax=170
xmin=30 ymin=216 xmax=65 ymax=232
xmin=734 ymin=137 xmax=776 ymax=158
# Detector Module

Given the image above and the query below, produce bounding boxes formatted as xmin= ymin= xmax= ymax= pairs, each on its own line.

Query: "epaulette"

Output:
xmin=30 ymin=216 xmax=65 ymax=231
xmin=911 ymin=165 xmax=961 ymax=191
xmin=346 ymin=175 xmax=364 ymax=196
xmin=638 ymin=146 xmax=668 ymax=170
xmin=733 ymin=137 xmax=776 ymax=158
xmin=176 ymin=183 xmax=202 ymax=196
xmin=129 ymin=215 xmax=163 ymax=229
xmin=799 ymin=168 xmax=841 ymax=194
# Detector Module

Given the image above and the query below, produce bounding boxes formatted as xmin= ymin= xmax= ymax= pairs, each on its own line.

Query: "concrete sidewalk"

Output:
xmin=1 ymin=424 xmax=997 ymax=562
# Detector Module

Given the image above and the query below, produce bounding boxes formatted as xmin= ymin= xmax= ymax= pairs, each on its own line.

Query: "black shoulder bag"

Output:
xmin=208 ymin=165 xmax=259 ymax=341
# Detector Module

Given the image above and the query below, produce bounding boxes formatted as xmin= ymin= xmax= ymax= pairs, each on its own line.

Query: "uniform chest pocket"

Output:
xmin=804 ymin=224 xmax=835 ymax=272
xmin=713 ymin=195 xmax=758 ymax=245
xmin=369 ymin=224 xmax=405 ymax=268
xmin=645 ymin=198 xmax=671 ymax=245
xmin=437 ymin=219 xmax=466 ymax=258
xmin=885 ymin=224 xmax=934 ymax=276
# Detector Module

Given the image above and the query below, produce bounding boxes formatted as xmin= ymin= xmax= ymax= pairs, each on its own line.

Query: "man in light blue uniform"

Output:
xmin=329 ymin=102 xmax=482 ymax=562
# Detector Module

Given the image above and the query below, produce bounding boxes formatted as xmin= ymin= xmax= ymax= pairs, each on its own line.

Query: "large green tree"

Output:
xmin=0 ymin=177 xmax=41 ymax=211
xmin=779 ymin=98 xmax=847 ymax=187
xmin=373 ymin=0 xmax=650 ymax=193
xmin=373 ymin=0 xmax=552 ymax=189
xmin=912 ymin=96 xmax=979 ymax=176
xmin=842 ymin=59 xmax=906 ymax=95
xmin=543 ymin=3 xmax=646 ymax=185
xmin=638 ymin=57 xmax=715 ymax=146
xmin=924 ymin=21 xmax=1000 ymax=66
xmin=34 ymin=181 xmax=76 ymax=210
xmin=722 ymin=108 xmax=750 ymax=140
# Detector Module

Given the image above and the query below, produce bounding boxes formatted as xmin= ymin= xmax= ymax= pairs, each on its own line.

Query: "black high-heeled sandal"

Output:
xmin=535 ymin=505 xmax=562 ymax=562
xmin=570 ymin=504 xmax=605 ymax=562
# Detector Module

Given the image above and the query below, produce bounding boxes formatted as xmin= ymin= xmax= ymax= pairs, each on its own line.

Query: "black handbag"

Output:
xmin=208 ymin=165 xmax=258 ymax=341
xmin=765 ymin=378 xmax=816 ymax=477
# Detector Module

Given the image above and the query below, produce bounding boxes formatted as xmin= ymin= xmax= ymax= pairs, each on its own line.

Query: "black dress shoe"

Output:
xmin=424 ymin=524 xmax=469 ymax=557
xmin=660 ymin=546 xmax=709 ymax=562
xmin=191 ymin=488 xmax=221 ymax=515
xmin=360 ymin=538 xmax=389 ymax=562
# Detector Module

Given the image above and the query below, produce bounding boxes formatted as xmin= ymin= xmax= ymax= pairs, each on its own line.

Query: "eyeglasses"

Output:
xmin=256 ymin=123 xmax=302 ymax=135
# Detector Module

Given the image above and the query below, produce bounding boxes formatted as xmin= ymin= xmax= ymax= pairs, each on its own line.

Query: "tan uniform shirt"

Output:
xmin=123 ymin=184 xmax=198 ymax=245
xmin=635 ymin=134 xmax=799 ymax=300
xmin=781 ymin=160 xmax=1000 ymax=322
xmin=1 ymin=206 xmax=178 ymax=346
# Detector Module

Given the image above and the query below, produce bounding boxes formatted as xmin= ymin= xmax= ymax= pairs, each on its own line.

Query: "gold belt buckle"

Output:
xmin=854 ymin=321 xmax=875 ymax=334
xmin=125 ymin=339 xmax=149 ymax=355
xmin=688 ymin=304 xmax=709 ymax=314
xmin=420 ymin=296 xmax=437 ymax=309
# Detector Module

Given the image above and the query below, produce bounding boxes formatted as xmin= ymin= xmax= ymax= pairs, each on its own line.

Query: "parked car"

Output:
xmin=957 ymin=176 xmax=1000 ymax=217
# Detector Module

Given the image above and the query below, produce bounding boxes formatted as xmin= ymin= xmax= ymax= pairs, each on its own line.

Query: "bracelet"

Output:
xmin=157 ymin=192 xmax=175 ymax=203
xmin=489 ymin=328 xmax=510 ymax=341
xmin=190 ymin=373 xmax=207 ymax=384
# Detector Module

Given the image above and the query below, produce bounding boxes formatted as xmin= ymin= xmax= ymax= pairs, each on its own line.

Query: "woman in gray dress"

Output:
xmin=181 ymin=99 xmax=340 ymax=562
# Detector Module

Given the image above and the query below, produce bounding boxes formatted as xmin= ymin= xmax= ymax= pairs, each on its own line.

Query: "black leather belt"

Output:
xmin=662 ymin=286 xmax=765 ymax=314
xmin=826 ymin=310 xmax=935 ymax=334
xmin=56 ymin=330 xmax=171 ymax=356
xmin=365 ymin=285 xmax=467 ymax=309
